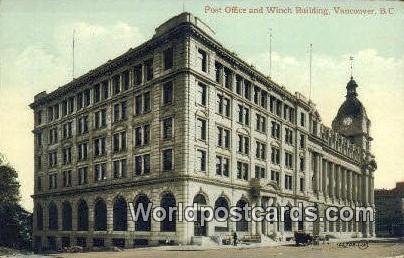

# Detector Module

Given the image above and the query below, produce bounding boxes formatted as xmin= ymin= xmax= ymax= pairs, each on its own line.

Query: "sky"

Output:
xmin=0 ymin=0 xmax=403 ymax=211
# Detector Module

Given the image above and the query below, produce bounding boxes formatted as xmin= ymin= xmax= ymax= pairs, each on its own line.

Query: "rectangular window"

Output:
xmin=78 ymin=167 xmax=88 ymax=185
xmin=62 ymin=147 xmax=72 ymax=165
xmin=285 ymin=128 xmax=293 ymax=145
xmin=94 ymin=163 xmax=107 ymax=181
xmin=236 ymin=75 xmax=242 ymax=95
xmin=95 ymin=109 xmax=107 ymax=129
xmin=162 ymin=117 xmax=173 ymax=140
xmin=300 ymin=157 xmax=305 ymax=172
xmin=112 ymin=131 xmax=127 ymax=153
xmin=35 ymin=110 xmax=42 ymax=125
xmin=256 ymin=114 xmax=266 ymax=133
xmin=237 ymin=134 xmax=249 ymax=155
xmin=62 ymin=100 xmax=68 ymax=116
xmin=255 ymin=166 xmax=266 ymax=179
xmin=237 ymin=161 xmax=248 ymax=180
xmin=76 ymin=92 xmax=84 ymax=110
xmin=271 ymin=170 xmax=280 ymax=185
xmin=78 ymin=116 xmax=89 ymax=135
xmin=271 ymin=121 xmax=281 ymax=139
xmin=224 ymin=68 xmax=232 ymax=89
xmin=285 ymin=175 xmax=293 ymax=190
xmin=260 ymin=90 xmax=268 ymax=109
xmin=62 ymin=170 xmax=72 ymax=187
xmin=215 ymin=62 xmax=222 ymax=84
xmin=198 ymin=49 xmax=207 ymax=72
xmin=196 ymin=118 xmax=207 ymax=141
xmin=237 ymin=105 xmax=249 ymax=126
xmin=77 ymin=142 xmax=88 ymax=161
xmin=113 ymin=101 xmax=127 ymax=122
xmin=285 ymin=152 xmax=293 ymax=169
xmin=216 ymin=155 xmax=229 ymax=177
xmin=134 ymin=64 xmax=142 ymax=86
xmin=143 ymin=92 xmax=151 ymax=113
xmin=113 ymin=159 xmax=127 ymax=178
xmin=122 ymin=70 xmax=130 ymax=90
xmin=197 ymin=83 xmax=207 ymax=106
xmin=256 ymin=141 xmax=266 ymax=160
xmin=62 ymin=122 xmax=72 ymax=139
xmin=244 ymin=80 xmax=251 ymax=100
xmin=254 ymin=86 xmax=260 ymax=105
xmin=162 ymin=149 xmax=173 ymax=171
xmin=101 ymin=80 xmax=109 ymax=100
xmin=216 ymin=94 xmax=231 ymax=117
xmin=68 ymin=97 xmax=74 ymax=114
xmin=48 ymin=151 xmax=57 ymax=167
xmin=112 ymin=75 xmax=120 ymax=95
xmin=135 ymin=154 xmax=151 ymax=176
xmin=196 ymin=149 xmax=206 ymax=172
xmin=162 ymin=81 xmax=173 ymax=105
xmin=94 ymin=137 xmax=106 ymax=157
xmin=163 ymin=47 xmax=173 ymax=70
xmin=145 ymin=59 xmax=153 ymax=81
xmin=48 ymin=174 xmax=57 ymax=189
xmin=83 ymin=89 xmax=91 ymax=107
xmin=93 ymin=84 xmax=100 ymax=103
xmin=300 ymin=112 xmax=306 ymax=127
xmin=134 ymin=124 xmax=150 ymax=147
xmin=217 ymin=126 xmax=230 ymax=149
xmin=271 ymin=147 xmax=280 ymax=165
xmin=135 ymin=95 xmax=142 ymax=115
xmin=300 ymin=177 xmax=304 ymax=191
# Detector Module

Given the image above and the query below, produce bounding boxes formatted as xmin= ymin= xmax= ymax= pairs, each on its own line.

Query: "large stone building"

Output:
xmin=30 ymin=13 xmax=377 ymax=251
xmin=375 ymin=182 xmax=404 ymax=236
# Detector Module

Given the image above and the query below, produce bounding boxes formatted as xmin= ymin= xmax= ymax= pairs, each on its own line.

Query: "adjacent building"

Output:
xmin=375 ymin=182 xmax=404 ymax=236
xmin=30 ymin=13 xmax=377 ymax=251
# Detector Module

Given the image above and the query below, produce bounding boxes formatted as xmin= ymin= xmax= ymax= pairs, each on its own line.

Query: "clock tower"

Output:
xmin=332 ymin=77 xmax=372 ymax=152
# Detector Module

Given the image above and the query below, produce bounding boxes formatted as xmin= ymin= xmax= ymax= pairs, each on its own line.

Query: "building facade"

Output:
xmin=375 ymin=182 xmax=404 ymax=236
xmin=30 ymin=13 xmax=377 ymax=251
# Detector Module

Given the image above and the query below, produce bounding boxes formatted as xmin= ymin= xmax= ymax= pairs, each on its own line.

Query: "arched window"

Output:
xmin=236 ymin=199 xmax=248 ymax=232
xmin=193 ymin=194 xmax=208 ymax=236
xmin=134 ymin=195 xmax=151 ymax=231
xmin=48 ymin=202 xmax=58 ymax=230
xmin=214 ymin=197 xmax=229 ymax=232
xmin=62 ymin=202 xmax=72 ymax=231
xmin=113 ymin=196 xmax=127 ymax=231
xmin=36 ymin=204 xmax=43 ymax=230
xmin=77 ymin=200 xmax=89 ymax=231
xmin=284 ymin=207 xmax=292 ymax=232
xmin=94 ymin=199 xmax=107 ymax=231
xmin=160 ymin=193 xmax=176 ymax=232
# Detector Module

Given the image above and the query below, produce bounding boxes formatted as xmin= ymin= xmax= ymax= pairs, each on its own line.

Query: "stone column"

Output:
xmin=357 ymin=174 xmax=362 ymax=203
xmin=341 ymin=168 xmax=346 ymax=201
xmin=323 ymin=160 xmax=328 ymax=197
xmin=330 ymin=162 xmax=334 ymax=198
xmin=256 ymin=197 xmax=262 ymax=235
xmin=316 ymin=154 xmax=321 ymax=194
xmin=335 ymin=165 xmax=340 ymax=200
xmin=347 ymin=171 xmax=352 ymax=201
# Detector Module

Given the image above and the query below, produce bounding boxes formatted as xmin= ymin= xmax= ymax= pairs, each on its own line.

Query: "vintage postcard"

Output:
xmin=0 ymin=0 xmax=403 ymax=257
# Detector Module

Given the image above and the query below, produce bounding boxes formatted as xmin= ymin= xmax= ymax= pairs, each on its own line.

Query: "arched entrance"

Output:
xmin=214 ymin=197 xmax=229 ymax=232
xmin=94 ymin=199 xmax=107 ymax=231
xmin=236 ymin=199 xmax=249 ymax=232
xmin=113 ymin=196 xmax=128 ymax=231
xmin=134 ymin=195 xmax=151 ymax=231
xmin=193 ymin=194 xmax=208 ymax=236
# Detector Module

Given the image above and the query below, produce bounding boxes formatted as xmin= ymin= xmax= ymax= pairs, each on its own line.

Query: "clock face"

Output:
xmin=343 ymin=117 xmax=353 ymax=126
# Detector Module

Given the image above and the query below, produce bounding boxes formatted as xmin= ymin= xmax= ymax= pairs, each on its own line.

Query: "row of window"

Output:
xmin=38 ymin=149 xmax=173 ymax=191
xmin=36 ymin=47 xmax=176 ymax=126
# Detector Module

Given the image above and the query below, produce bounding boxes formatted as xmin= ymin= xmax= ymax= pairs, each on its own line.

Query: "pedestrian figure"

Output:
xmin=232 ymin=231 xmax=238 ymax=246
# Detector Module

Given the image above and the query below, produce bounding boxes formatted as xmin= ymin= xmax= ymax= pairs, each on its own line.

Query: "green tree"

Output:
xmin=0 ymin=154 xmax=21 ymax=205
xmin=0 ymin=153 xmax=32 ymax=250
